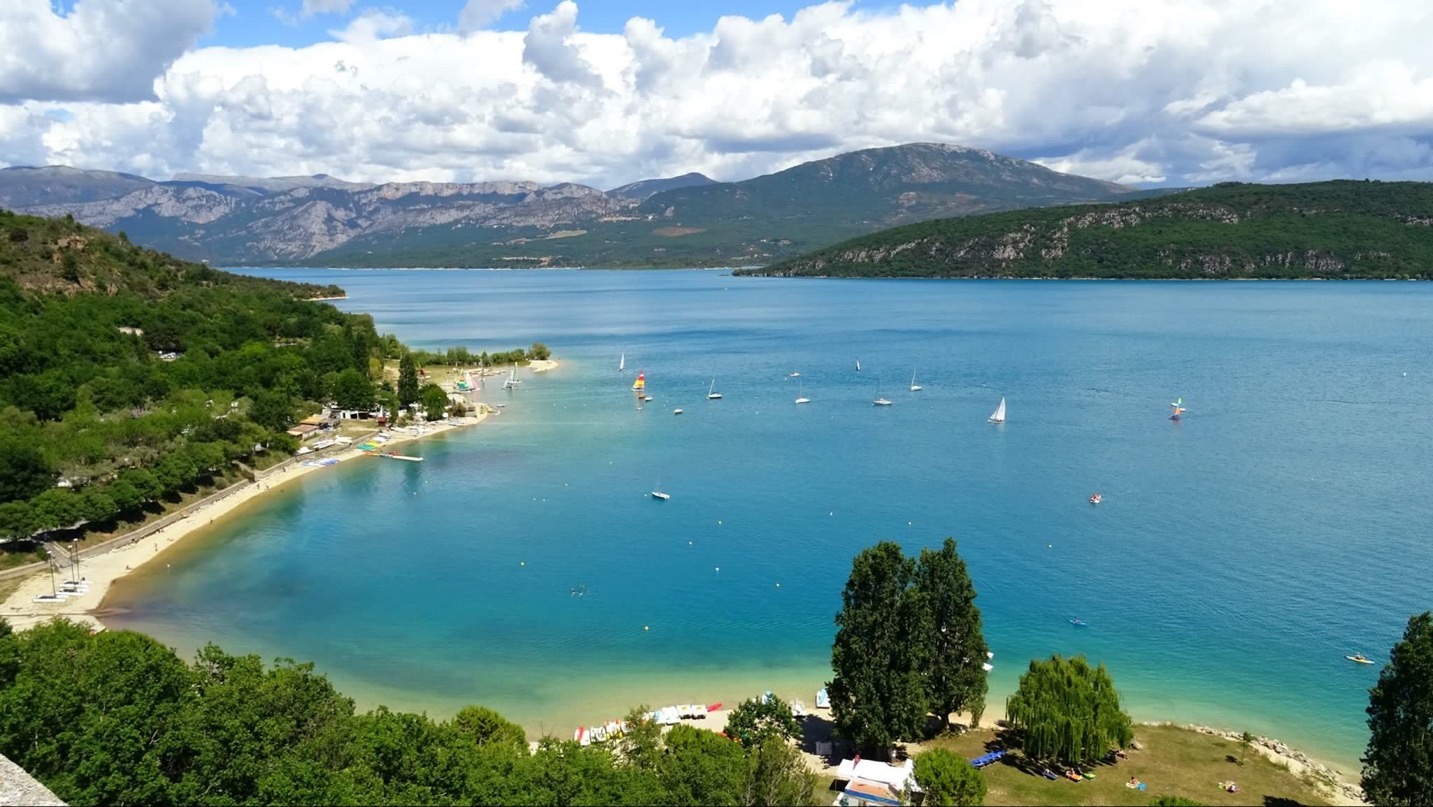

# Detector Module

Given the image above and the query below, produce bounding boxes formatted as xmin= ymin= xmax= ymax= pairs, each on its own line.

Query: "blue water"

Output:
xmin=106 ymin=270 xmax=1433 ymax=768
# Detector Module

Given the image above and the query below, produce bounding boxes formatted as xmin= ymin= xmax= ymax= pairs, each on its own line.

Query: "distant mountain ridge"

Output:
xmin=0 ymin=144 xmax=1139 ymax=267
xmin=734 ymin=181 xmax=1433 ymax=280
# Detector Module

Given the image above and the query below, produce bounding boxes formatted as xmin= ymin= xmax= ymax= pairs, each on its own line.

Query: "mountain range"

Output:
xmin=0 ymin=144 xmax=1138 ymax=268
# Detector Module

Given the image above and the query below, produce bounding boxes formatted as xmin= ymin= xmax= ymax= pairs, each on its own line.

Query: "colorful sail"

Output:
xmin=631 ymin=371 xmax=646 ymax=391
xmin=1170 ymin=397 xmax=1186 ymax=420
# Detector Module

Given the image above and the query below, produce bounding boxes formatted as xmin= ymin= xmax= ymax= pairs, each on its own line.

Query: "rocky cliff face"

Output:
xmin=2 ymin=144 xmax=1138 ymax=266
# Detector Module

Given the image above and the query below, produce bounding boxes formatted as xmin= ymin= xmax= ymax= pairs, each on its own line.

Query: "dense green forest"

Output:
xmin=0 ymin=210 xmax=536 ymax=546
xmin=735 ymin=181 xmax=1433 ymax=279
xmin=0 ymin=619 xmax=816 ymax=806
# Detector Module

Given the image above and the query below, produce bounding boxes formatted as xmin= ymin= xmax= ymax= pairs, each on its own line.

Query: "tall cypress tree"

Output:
xmin=1363 ymin=611 xmax=1433 ymax=807
xmin=914 ymin=538 xmax=989 ymax=728
xmin=397 ymin=352 xmax=420 ymax=409
xmin=829 ymin=542 xmax=929 ymax=756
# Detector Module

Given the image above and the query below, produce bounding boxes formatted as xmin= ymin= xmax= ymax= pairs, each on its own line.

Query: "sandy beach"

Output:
xmin=1 ymin=410 xmax=505 ymax=633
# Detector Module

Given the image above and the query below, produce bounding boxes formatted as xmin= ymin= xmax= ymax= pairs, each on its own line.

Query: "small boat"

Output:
xmin=855 ymin=358 xmax=861 ymax=372
xmin=673 ymin=408 xmax=683 ymax=415
xmin=619 ymin=352 xmax=625 ymax=372
xmin=503 ymin=364 xmax=521 ymax=389
xmin=706 ymin=703 xmax=723 ymax=713
xmin=707 ymin=379 xmax=722 ymax=400
xmin=1070 ymin=618 xmax=1088 ymax=627
xmin=795 ymin=379 xmax=809 ymax=405
xmin=1089 ymin=493 xmax=1102 ymax=505
xmin=788 ymin=371 xmax=800 ymax=378
xmin=652 ymin=483 xmax=670 ymax=500
xmin=380 ymin=452 xmax=424 ymax=462
xmin=815 ymin=688 xmax=830 ymax=709
xmin=873 ymin=378 xmax=892 ymax=406
xmin=982 ymin=662 xmax=994 ymax=672
xmin=643 ymin=395 xmax=653 ymax=402
xmin=910 ymin=370 xmax=922 ymax=392
xmin=1170 ymin=397 xmax=1186 ymax=421
xmin=1347 ymin=654 xmax=1375 ymax=665
xmin=988 ymin=397 xmax=1006 ymax=424
xmin=575 ymin=726 xmax=591 ymax=745
xmin=591 ymin=724 xmax=608 ymax=743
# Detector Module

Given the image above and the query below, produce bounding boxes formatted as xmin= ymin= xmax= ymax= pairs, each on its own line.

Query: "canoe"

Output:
xmin=1346 ymin=655 xmax=1375 ymax=665
xmin=707 ymin=703 xmax=722 ymax=712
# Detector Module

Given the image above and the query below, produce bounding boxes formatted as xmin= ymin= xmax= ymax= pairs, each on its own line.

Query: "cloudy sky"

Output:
xmin=1 ymin=0 xmax=1430 ymax=189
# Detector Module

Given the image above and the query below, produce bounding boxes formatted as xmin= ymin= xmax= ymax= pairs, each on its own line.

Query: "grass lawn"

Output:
xmin=921 ymin=725 xmax=1332 ymax=806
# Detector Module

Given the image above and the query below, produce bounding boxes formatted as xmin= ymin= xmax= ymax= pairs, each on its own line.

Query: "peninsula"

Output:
xmin=734 ymin=180 xmax=1433 ymax=280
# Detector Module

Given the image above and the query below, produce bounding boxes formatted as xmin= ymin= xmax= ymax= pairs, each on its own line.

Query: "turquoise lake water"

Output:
xmin=105 ymin=270 xmax=1433 ymax=767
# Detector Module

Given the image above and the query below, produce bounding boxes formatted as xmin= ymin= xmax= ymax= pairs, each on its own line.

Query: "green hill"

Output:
xmin=735 ymin=180 xmax=1433 ymax=279
xmin=0 ymin=211 xmax=370 ymax=546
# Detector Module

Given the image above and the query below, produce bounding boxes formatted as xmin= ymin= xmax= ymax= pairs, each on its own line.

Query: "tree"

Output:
xmin=249 ymin=390 xmax=295 ymax=432
xmin=529 ymin=342 xmax=551 ymax=361
xmin=1005 ymin=654 xmax=1133 ymax=768
xmin=912 ymin=748 xmax=986 ymax=806
xmin=661 ymin=724 xmax=744 ymax=805
xmin=398 ymin=353 xmax=420 ymax=408
xmin=0 ymin=436 xmax=56 ymax=502
xmin=914 ymin=538 xmax=989 ymax=728
xmin=451 ymin=705 xmax=527 ymax=750
xmin=829 ymin=542 xmax=929 ymax=755
xmin=331 ymin=368 xmax=375 ymax=412
xmin=1363 ymin=611 xmax=1433 ymax=807
xmin=741 ymin=737 xmax=817 ymax=807
xmin=420 ymin=384 xmax=449 ymax=422
xmin=1238 ymin=731 xmax=1255 ymax=766
xmin=725 ymin=695 xmax=802 ymax=748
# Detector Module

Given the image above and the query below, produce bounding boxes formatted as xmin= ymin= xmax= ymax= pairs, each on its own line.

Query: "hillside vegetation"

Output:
xmin=0 ymin=211 xmax=528 ymax=549
xmin=736 ymin=180 xmax=1433 ymax=279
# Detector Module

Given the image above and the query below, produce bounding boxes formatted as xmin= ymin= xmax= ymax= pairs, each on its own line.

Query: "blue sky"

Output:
xmin=202 ymin=0 xmax=926 ymax=48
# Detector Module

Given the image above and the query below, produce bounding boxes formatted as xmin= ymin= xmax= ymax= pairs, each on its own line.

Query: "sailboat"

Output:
xmin=909 ymin=370 xmax=922 ymax=392
xmin=855 ymin=358 xmax=861 ymax=372
xmin=631 ymin=371 xmax=646 ymax=393
xmin=503 ymin=365 xmax=521 ymax=390
xmin=873 ymin=378 xmax=892 ymax=406
xmin=988 ymin=397 xmax=1006 ymax=423
xmin=619 ymin=352 xmax=625 ymax=373
xmin=1169 ymin=397 xmax=1186 ymax=421
xmin=795 ymin=379 xmax=809 ymax=405
xmin=707 ymin=379 xmax=722 ymax=400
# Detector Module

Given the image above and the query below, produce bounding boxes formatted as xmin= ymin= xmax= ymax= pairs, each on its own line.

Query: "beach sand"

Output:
xmin=0 ymin=413 xmax=491 ymax=633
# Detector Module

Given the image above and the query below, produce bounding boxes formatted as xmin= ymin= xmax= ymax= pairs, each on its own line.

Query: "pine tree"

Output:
xmin=1362 ymin=612 xmax=1433 ymax=807
xmin=914 ymin=538 xmax=989 ymax=728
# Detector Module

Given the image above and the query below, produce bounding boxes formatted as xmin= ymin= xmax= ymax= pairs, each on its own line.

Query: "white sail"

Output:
xmin=988 ymin=397 xmax=1006 ymax=423
xmin=855 ymin=358 xmax=861 ymax=371
xmin=619 ymin=352 xmax=625 ymax=372
xmin=910 ymin=370 xmax=921 ymax=392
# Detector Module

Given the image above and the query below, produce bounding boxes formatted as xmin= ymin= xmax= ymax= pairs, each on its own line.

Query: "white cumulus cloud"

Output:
xmin=0 ymin=0 xmax=220 ymax=104
xmin=2 ymin=0 xmax=1432 ymax=188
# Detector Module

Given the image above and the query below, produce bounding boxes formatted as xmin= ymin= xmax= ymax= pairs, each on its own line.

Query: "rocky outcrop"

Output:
xmin=0 ymin=753 xmax=65 ymax=806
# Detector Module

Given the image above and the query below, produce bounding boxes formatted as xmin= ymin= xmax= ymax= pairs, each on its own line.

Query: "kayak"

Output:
xmin=1346 ymin=655 xmax=1375 ymax=665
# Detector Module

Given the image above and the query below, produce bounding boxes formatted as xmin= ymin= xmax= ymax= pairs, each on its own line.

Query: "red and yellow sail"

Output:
xmin=631 ymin=371 xmax=646 ymax=391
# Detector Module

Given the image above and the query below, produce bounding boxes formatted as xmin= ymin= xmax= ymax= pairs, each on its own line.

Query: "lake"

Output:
xmin=106 ymin=269 xmax=1433 ymax=769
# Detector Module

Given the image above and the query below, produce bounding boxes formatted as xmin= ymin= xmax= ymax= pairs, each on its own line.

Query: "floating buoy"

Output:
xmin=715 ymin=567 xmax=720 ymax=572
xmin=1048 ymin=544 xmax=1053 ymax=548
xmin=718 ymin=520 xmax=722 ymax=525
xmin=776 ymin=582 xmax=781 ymax=588
xmin=644 ymin=626 xmax=649 ymax=631
xmin=520 ymin=561 xmax=525 ymax=566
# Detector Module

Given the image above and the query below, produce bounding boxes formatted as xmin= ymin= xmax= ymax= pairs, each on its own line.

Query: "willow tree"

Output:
xmin=1005 ymin=654 xmax=1133 ymax=767
xmin=914 ymin=538 xmax=989 ymax=728
xmin=1363 ymin=611 xmax=1433 ymax=807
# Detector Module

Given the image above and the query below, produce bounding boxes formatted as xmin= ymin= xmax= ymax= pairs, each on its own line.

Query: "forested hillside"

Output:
xmin=736 ymin=181 xmax=1433 ymax=279
xmin=0 ymin=211 xmax=396 ymax=545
